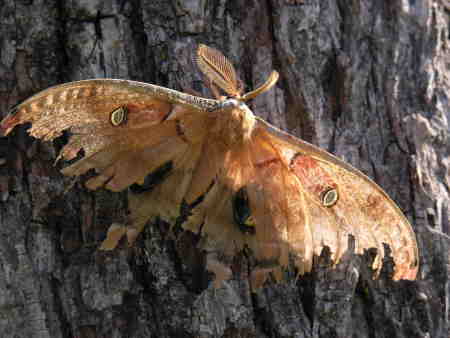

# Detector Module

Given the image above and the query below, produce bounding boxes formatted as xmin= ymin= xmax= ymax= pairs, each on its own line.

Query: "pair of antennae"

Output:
xmin=196 ymin=44 xmax=279 ymax=101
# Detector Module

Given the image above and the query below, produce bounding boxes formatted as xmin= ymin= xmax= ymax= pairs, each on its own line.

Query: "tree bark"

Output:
xmin=0 ymin=0 xmax=448 ymax=337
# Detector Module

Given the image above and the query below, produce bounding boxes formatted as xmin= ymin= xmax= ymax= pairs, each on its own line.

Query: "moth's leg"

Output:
xmin=177 ymin=74 xmax=223 ymax=100
xmin=199 ymin=75 xmax=225 ymax=101
xmin=207 ymin=81 xmax=225 ymax=101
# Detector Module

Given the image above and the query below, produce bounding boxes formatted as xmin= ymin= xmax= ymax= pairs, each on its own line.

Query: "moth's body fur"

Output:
xmin=0 ymin=45 xmax=419 ymax=288
xmin=211 ymin=99 xmax=256 ymax=146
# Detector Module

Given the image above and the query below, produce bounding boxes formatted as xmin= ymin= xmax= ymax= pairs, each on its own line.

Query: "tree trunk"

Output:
xmin=0 ymin=0 xmax=448 ymax=337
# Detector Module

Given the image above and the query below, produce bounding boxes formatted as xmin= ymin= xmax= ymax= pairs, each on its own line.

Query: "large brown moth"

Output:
xmin=0 ymin=44 xmax=419 ymax=288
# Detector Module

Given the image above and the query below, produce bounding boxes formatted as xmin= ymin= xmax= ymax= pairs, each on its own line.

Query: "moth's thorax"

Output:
xmin=212 ymin=99 xmax=256 ymax=146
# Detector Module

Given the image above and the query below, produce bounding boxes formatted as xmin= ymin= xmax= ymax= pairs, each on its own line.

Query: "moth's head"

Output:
xmin=196 ymin=44 xmax=279 ymax=102
xmin=219 ymin=98 xmax=248 ymax=111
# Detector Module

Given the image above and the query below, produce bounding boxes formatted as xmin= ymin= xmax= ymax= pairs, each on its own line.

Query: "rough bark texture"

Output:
xmin=0 ymin=1 xmax=448 ymax=337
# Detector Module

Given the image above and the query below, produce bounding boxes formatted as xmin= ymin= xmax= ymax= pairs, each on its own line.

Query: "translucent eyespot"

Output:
xmin=110 ymin=106 xmax=127 ymax=126
xmin=243 ymin=215 xmax=256 ymax=229
xmin=321 ymin=188 xmax=338 ymax=207
xmin=233 ymin=187 xmax=256 ymax=234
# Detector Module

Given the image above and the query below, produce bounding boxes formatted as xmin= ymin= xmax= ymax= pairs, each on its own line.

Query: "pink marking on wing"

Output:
xmin=290 ymin=154 xmax=337 ymax=198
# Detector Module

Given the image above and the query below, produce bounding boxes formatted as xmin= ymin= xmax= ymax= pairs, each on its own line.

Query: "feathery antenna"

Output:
xmin=241 ymin=71 xmax=279 ymax=101
xmin=196 ymin=44 xmax=241 ymax=97
xmin=196 ymin=44 xmax=279 ymax=101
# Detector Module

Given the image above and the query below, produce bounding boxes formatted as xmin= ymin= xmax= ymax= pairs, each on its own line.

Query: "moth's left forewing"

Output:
xmin=255 ymin=118 xmax=419 ymax=280
xmin=1 ymin=79 xmax=219 ymax=250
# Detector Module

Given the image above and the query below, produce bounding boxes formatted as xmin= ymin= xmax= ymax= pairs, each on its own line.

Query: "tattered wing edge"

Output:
xmin=255 ymin=117 xmax=419 ymax=280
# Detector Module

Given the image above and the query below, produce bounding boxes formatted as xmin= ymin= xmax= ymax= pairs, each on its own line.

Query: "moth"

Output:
xmin=1 ymin=44 xmax=419 ymax=288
